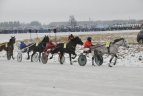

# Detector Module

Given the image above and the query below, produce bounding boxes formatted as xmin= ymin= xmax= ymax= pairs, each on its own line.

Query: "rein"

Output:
xmin=91 ymin=44 xmax=105 ymax=48
xmin=91 ymin=39 xmax=125 ymax=49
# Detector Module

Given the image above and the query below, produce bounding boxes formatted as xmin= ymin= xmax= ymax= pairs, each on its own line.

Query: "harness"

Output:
xmin=64 ymin=43 xmax=67 ymax=48
xmin=64 ymin=42 xmax=76 ymax=52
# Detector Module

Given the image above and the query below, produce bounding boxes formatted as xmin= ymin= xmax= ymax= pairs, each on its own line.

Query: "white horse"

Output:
xmin=91 ymin=38 xmax=129 ymax=67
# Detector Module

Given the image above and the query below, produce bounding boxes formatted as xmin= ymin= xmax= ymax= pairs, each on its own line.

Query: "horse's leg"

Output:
xmin=59 ymin=52 xmax=64 ymax=64
xmin=31 ymin=51 xmax=36 ymax=62
xmin=11 ymin=50 xmax=15 ymax=60
xmin=69 ymin=53 xmax=72 ymax=65
xmin=71 ymin=54 xmax=77 ymax=59
xmin=109 ymin=55 xmax=114 ymax=67
xmin=92 ymin=51 xmax=95 ymax=66
xmin=49 ymin=49 xmax=58 ymax=59
xmin=49 ymin=54 xmax=53 ymax=59
xmin=27 ymin=50 xmax=30 ymax=60
xmin=92 ymin=56 xmax=95 ymax=66
xmin=71 ymin=51 xmax=77 ymax=59
xmin=113 ymin=54 xmax=118 ymax=65
xmin=39 ymin=52 xmax=41 ymax=62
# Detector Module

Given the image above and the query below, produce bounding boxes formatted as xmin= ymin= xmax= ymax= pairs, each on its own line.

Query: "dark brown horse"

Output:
xmin=0 ymin=36 xmax=16 ymax=60
xmin=31 ymin=35 xmax=49 ymax=62
xmin=50 ymin=36 xmax=83 ymax=65
xmin=0 ymin=43 xmax=7 ymax=51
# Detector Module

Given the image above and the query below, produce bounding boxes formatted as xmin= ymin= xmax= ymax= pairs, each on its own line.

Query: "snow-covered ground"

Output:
xmin=0 ymin=60 xmax=143 ymax=96
xmin=0 ymin=30 xmax=143 ymax=96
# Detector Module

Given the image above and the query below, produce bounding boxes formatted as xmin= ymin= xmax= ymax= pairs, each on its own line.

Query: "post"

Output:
xmin=29 ymin=29 xmax=32 ymax=40
xmin=36 ymin=30 xmax=38 ymax=38
xmin=53 ymin=29 xmax=57 ymax=44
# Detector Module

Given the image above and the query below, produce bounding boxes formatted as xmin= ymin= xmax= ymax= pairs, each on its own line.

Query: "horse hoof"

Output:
xmin=72 ymin=57 xmax=76 ymax=59
xmin=92 ymin=64 xmax=95 ymax=66
xmin=92 ymin=65 xmax=95 ymax=67
xmin=108 ymin=65 xmax=112 ymax=67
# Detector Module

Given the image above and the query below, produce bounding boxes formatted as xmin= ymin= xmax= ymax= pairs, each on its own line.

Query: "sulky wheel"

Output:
xmin=7 ymin=51 xmax=11 ymax=60
xmin=41 ymin=52 xmax=48 ymax=64
xmin=58 ymin=55 xmax=65 ymax=64
xmin=94 ymin=54 xmax=103 ymax=66
xmin=17 ymin=52 xmax=22 ymax=62
xmin=32 ymin=53 xmax=39 ymax=62
xmin=78 ymin=53 xmax=87 ymax=66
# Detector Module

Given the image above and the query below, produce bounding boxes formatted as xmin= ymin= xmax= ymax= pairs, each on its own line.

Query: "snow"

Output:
xmin=0 ymin=30 xmax=143 ymax=96
xmin=0 ymin=60 xmax=143 ymax=96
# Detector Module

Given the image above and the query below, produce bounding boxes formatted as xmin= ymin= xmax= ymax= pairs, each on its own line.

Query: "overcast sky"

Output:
xmin=0 ymin=0 xmax=143 ymax=24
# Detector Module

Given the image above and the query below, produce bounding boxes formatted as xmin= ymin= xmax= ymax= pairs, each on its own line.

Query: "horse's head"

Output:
xmin=74 ymin=36 xmax=83 ymax=45
xmin=122 ymin=39 xmax=129 ymax=48
xmin=113 ymin=38 xmax=129 ymax=48
xmin=42 ymin=35 xmax=49 ymax=43
xmin=9 ymin=36 xmax=16 ymax=44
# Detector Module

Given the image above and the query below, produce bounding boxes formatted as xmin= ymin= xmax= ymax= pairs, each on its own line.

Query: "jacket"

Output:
xmin=83 ymin=41 xmax=93 ymax=48
xmin=20 ymin=42 xmax=27 ymax=49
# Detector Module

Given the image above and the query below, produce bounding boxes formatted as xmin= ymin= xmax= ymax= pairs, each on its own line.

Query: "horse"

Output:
xmin=0 ymin=36 xmax=16 ymax=60
xmin=91 ymin=38 xmax=129 ymax=67
xmin=50 ymin=36 xmax=83 ymax=65
xmin=26 ymin=43 xmax=36 ymax=60
xmin=30 ymin=35 xmax=49 ymax=62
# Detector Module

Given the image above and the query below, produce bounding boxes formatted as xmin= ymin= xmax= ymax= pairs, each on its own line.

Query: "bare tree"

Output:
xmin=69 ymin=15 xmax=77 ymax=30
xmin=29 ymin=21 xmax=42 ymax=27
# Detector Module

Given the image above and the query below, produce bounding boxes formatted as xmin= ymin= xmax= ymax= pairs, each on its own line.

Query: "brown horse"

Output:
xmin=0 ymin=43 xmax=7 ymax=51
xmin=0 ymin=36 xmax=16 ymax=60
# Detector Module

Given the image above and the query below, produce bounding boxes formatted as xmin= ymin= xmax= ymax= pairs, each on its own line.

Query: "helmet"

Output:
xmin=87 ymin=37 xmax=92 ymax=41
xmin=20 ymin=41 xmax=24 ymax=43
xmin=69 ymin=34 xmax=74 ymax=37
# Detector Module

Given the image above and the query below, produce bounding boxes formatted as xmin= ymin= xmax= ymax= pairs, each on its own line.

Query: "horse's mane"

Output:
xmin=68 ymin=36 xmax=80 ymax=44
xmin=9 ymin=38 xmax=13 ymax=42
xmin=42 ymin=35 xmax=49 ymax=42
xmin=113 ymin=38 xmax=124 ymax=44
xmin=69 ymin=36 xmax=78 ymax=42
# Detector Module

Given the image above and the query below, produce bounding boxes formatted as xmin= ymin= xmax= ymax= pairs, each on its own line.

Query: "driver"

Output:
xmin=44 ymin=40 xmax=56 ymax=52
xmin=19 ymin=41 xmax=27 ymax=49
xmin=83 ymin=37 xmax=93 ymax=53
xmin=105 ymin=36 xmax=111 ymax=53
